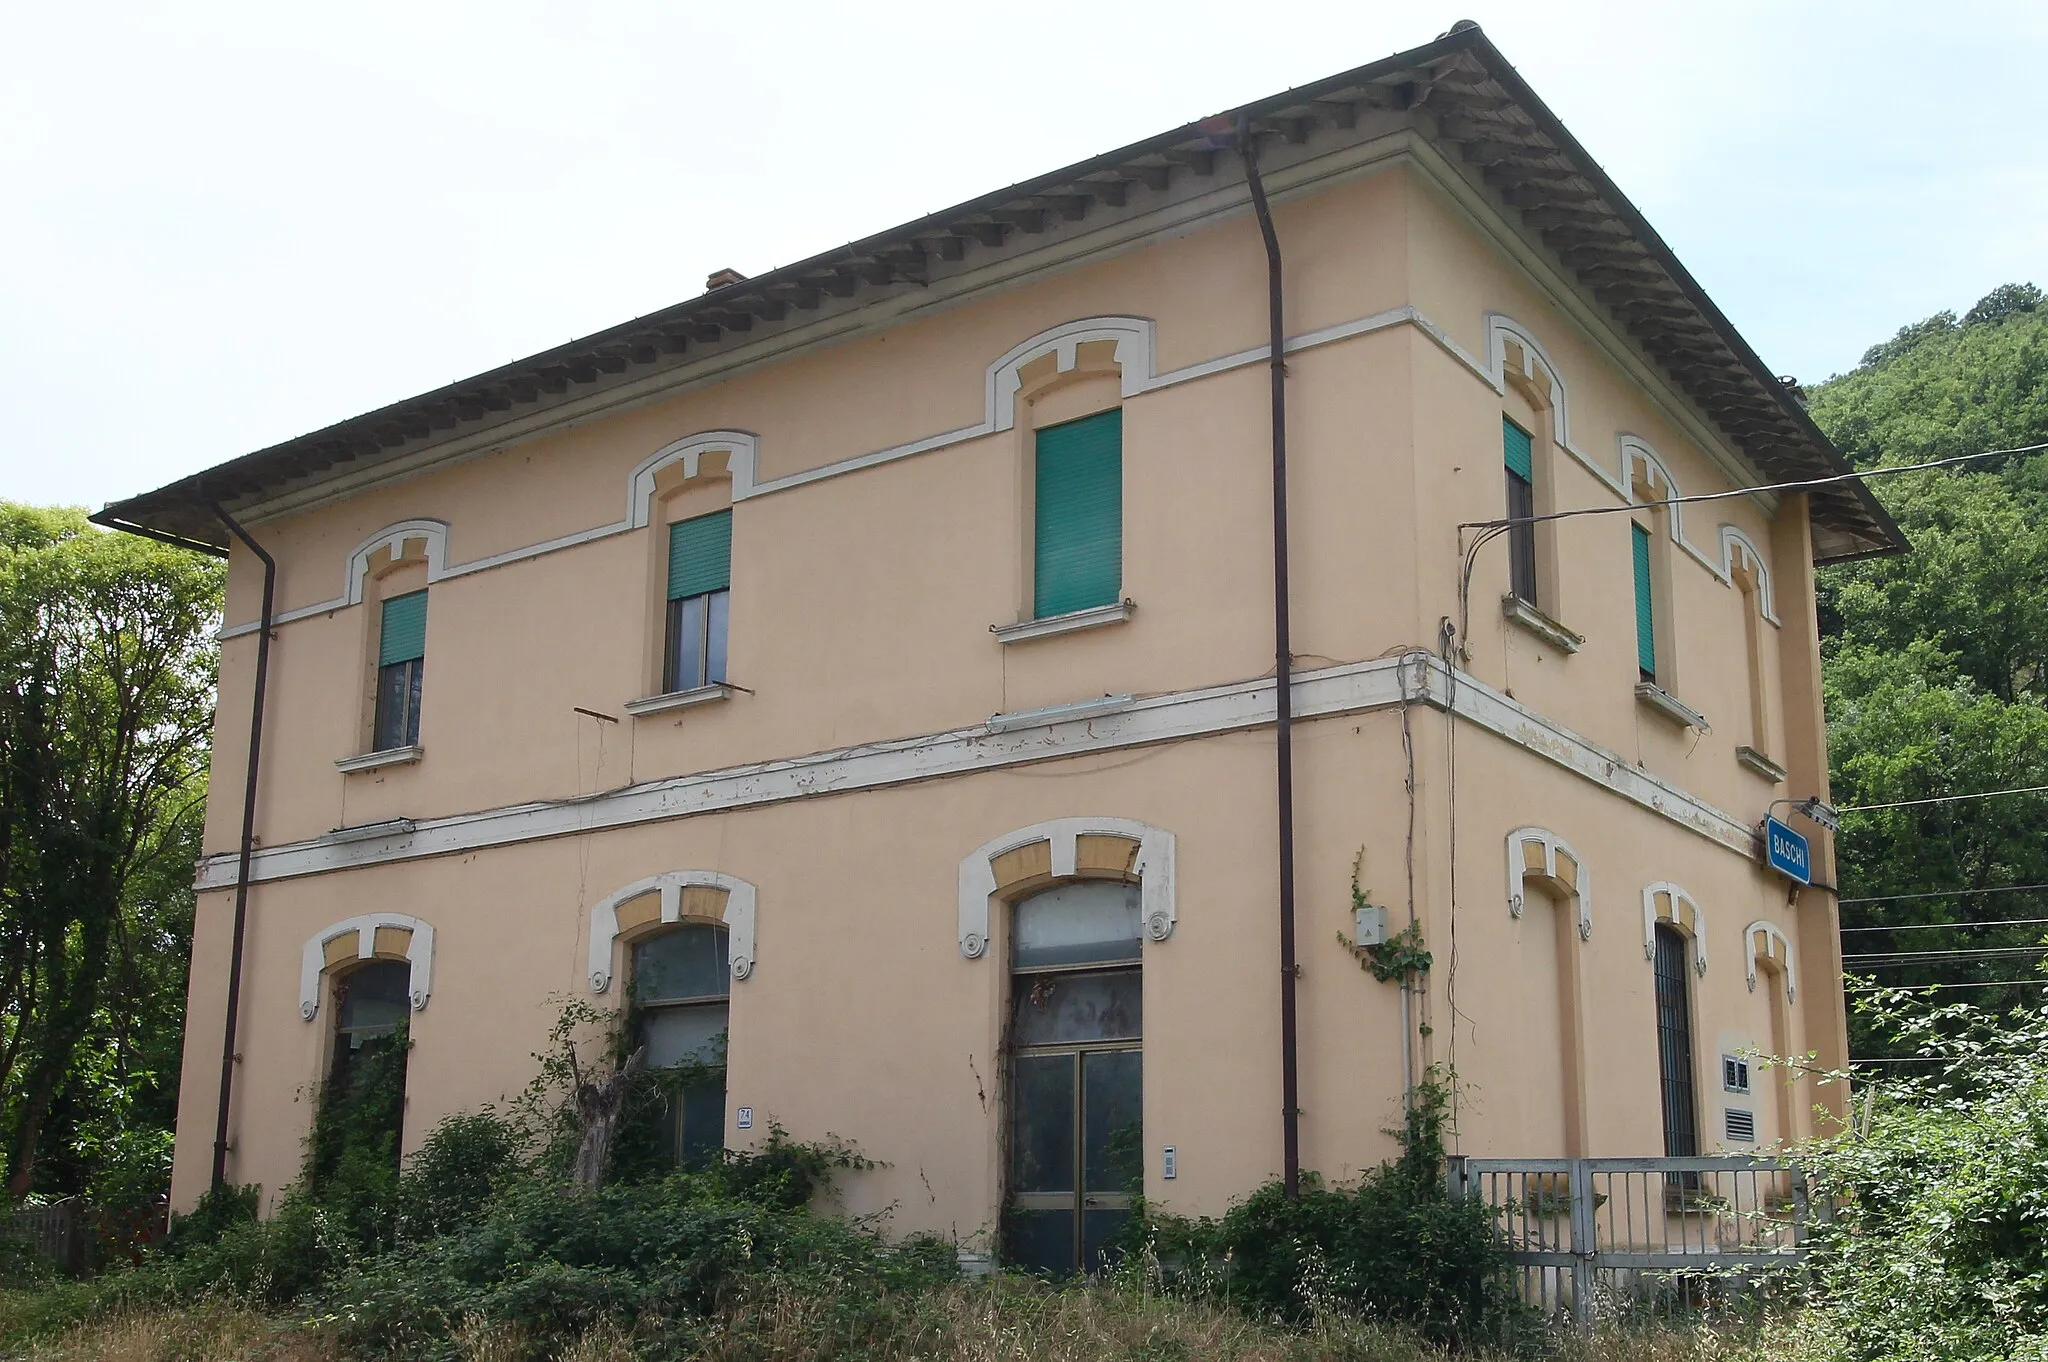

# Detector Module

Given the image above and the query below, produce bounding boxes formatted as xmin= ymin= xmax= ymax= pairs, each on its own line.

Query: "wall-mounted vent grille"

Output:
xmin=1725 ymin=1108 xmax=1757 ymax=1143
xmin=1723 ymin=1055 xmax=1751 ymax=1094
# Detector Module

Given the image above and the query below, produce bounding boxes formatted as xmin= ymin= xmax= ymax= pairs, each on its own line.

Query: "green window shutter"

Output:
xmin=379 ymin=590 xmax=428 ymax=666
xmin=1033 ymin=409 xmax=1123 ymax=619
xmin=1503 ymin=418 xmax=1533 ymax=480
xmin=1632 ymin=523 xmax=1657 ymax=678
xmin=668 ymin=510 xmax=733 ymax=601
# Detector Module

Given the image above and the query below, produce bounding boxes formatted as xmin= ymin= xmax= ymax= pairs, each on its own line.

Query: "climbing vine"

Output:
xmin=1337 ymin=848 xmax=1434 ymax=983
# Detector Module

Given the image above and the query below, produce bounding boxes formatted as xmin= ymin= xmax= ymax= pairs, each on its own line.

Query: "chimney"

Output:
xmin=705 ymin=268 xmax=747 ymax=291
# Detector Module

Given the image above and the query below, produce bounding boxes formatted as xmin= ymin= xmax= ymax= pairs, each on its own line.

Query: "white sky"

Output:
xmin=2 ymin=0 xmax=2041 ymax=511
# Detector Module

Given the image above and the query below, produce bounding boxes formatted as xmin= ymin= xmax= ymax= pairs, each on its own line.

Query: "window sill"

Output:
xmin=1635 ymin=683 xmax=1710 ymax=732
xmin=992 ymin=599 xmax=1134 ymax=645
xmin=336 ymin=746 xmax=423 ymax=774
xmin=1736 ymin=745 xmax=1788 ymax=783
xmin=1500 ymin=595 xmax=1583 ymax=654
xmin=624 ymin=683 xmax=733 ymax=717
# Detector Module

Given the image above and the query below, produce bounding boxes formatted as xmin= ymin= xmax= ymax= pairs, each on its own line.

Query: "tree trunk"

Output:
xmin=570 ymin=1046 xmax=647 ymax=1189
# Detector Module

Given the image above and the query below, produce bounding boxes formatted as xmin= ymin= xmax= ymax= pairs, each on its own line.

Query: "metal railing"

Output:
xmin=1449 ymin=1156 xmax=1812 ymax=1328
xmin=6 ymin=1197 xmax=90 ymax=1275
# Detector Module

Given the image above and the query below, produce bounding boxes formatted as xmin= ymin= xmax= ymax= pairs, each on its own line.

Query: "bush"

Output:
xmin=1796 ymin=993 xmax=2048 ymax=1359
xmin=1128 ymin=1081 xmax=1527 ymax=1350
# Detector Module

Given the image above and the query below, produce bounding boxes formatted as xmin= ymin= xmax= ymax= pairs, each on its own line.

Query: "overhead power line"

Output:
xmin=1838 ymin=783 xmax=2048 ymax=814
xmin=1840 ymin=883 xmax=2048 ymax=907
xmin=1844 ymin=977 xmax=2046 ymax=992
xmin=1844 ymin=946 xmax=2046 ymax=963
xmin=1459 ymin=440 xmax=2048 ymax=535
xmin=1841 ymin=916 xmax=2048 ymax=934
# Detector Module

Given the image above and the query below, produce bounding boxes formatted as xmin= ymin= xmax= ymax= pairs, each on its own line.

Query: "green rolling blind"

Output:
xmin=1033 ymin=409 xmax=1123 ymax=619
xmin=1503 ymin=418 xmax=1533 ymax=480
xmin=668 ymin=510 xmax=733 ymax=601
xmin=1632 ymin=522 xmax=1657 ymax=678
xmin=379 ymin=591 xmax=428 ymax=666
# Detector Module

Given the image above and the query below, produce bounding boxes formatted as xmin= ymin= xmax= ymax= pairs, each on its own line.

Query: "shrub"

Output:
xmin=1128 ymin=1080 xmax=1527 ymax=1350
xmin=1796 ymin=993 xmax=2048 ymax=1359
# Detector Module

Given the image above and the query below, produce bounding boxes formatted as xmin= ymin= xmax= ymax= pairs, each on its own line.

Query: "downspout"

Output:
xmin=1238 ymin=117 xmax=1301 ymax=1199
xmin=205 ymin=500 xmax=274 ymax=1193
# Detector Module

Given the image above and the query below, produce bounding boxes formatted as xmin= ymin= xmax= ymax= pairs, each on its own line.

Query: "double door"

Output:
xmin=1009 ymin=1044 xmax=1142 ymax=1273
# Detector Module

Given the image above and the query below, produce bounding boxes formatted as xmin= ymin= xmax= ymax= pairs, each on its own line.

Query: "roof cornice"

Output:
xmin=95 ymin=24 xmax=1903 ymax=562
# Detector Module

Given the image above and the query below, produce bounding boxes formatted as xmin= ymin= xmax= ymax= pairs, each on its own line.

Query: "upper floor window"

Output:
xmin=1033 ymin=410 xmax=1123 ymax=620
xmin=633 ymin=922 xmax=730 ymax=1165
xmin=374 ymin=590 xmax=427 ymax=751
xmin=1503 ymin=418 xmax=1538 ymax=607
xmin=664 ymin=511 xmax=731 ymax=694
xmin=1631 ymin=522 xmax=1658 ymax=683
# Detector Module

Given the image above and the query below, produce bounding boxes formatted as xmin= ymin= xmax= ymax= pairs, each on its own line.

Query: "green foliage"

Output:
xmin=0 ymin=503 xmax=221 ymax=1204
xmin=1126 ymin=1080 xmax=1525 ymax=1350
xmin=1812 ymin=286 xmax=2048 ymax=1055
xmin=1795 ymin=994 xmax=2048 ymax=1359
xmin=1338 ymin=849 xmax=1432 ymax=983
xmin=395 ymin=1111 xmax=523 ymax=1241
xmin=305 ymin=1031 xmax=411 ymax=1257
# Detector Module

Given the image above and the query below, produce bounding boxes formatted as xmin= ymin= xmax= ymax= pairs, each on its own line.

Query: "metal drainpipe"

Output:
xmin=205 ymin=499 xmax=275 ymax=1192
xmin=1238 ymin=117 xmax=1300 ymax=1198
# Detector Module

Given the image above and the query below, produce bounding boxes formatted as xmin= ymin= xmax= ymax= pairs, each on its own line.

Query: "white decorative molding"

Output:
xmin=197 ymin=655 xmax=1767 ymax=890
xmin=991 ymin=599 xmax=1135 ymax=645
xmin=1745 ymin=920 xmax=1797 ymax=1001
xmin=1485 ymin=314 xmax=1626 ymax=500
xmin=335 ymin=746 xmax=424 ymax=774
xmin=623 ymin=684 xmax=733 ymax=717
xmin=1718 ymin=525 xmax=1781 ymax=625
xmin=587 ymin=870 xmax=758 ymax=993
xmin=628 ymin=431 xmax=759 ymax=525
xmin=989 ymin=317 xmax=1156 ymax=433
xmin=1620 ymin=435 xmax=1723 ymax=577
xmin=299 ymin=913 xmax=435 ymax=1020
xmin=988 ymin=694 xmax=1135 ymax=733
xmin=1642 ymin=881 xmax=1708 ymax=974
xmin=957 ymin=817 xmax=1176 ymax=960
xmin=1506 ymin=827 xmax=1592 ymax=941
xmin=218 ymin=305 xmax=1471 ymax=640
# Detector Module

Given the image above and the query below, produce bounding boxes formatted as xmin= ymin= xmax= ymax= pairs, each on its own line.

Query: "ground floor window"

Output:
xmin=313 ymin=959 xmax=411 ymax=1185
xmin=1006 ymin=881 xmax=1144 ymax=1274
xmin=1653 ymin=923 xmax=1699 ymax=1159
xmin=633 ymin=922 xmax=729 ymax=1166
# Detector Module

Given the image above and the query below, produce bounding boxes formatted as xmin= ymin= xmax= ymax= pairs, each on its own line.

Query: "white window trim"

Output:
xmin=587 ymin=870 xmax=758 ymax=993
xmin=1719 ymin=526 xmax=1781 ymax=625
xmin=1506 ymin=826 xmax=1591 ymax=941
xmin=992 ymin=599 xmax=1135 ymax=645
xmin=957 ymin=816 xmax=1175 ymax=960
xmin=335 ymin=745 xmax=424 ymax=774
xmin=1745 ymin=920 xmax=1798 ymax=1001
xmin=1642 ymin=881 xmax=1708 ymax=975
xmin=299 ymin=913 xmax=435 ymax=1021
xmin=623 ymin=684 xmax=733 ymax=717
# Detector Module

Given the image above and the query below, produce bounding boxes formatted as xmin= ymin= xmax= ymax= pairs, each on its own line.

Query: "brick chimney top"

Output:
xmin=705 ymin=268 xmax=747 ymax=290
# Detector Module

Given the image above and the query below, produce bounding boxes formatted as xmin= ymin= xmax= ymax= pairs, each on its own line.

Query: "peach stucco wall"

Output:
xmin=173 ymin=156 xmax=1847 ymax=1233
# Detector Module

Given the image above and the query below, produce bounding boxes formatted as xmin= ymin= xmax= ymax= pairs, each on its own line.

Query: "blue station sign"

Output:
xmin=1762 ymin=816 xmax=1812 ymax=885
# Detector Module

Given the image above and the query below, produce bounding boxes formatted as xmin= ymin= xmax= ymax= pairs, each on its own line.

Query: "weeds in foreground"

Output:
xmin=2 ymin=1287 xmax=1819 ymax=1362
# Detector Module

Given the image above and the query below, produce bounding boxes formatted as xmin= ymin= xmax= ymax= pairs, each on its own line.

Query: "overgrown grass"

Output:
xmin=0 ymin=1286 xmax=1814 ymax=1362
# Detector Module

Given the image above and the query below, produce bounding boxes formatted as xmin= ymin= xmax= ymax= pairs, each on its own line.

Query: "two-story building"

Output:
xmin=99 ymin=23 xmax=1900 ymax=1274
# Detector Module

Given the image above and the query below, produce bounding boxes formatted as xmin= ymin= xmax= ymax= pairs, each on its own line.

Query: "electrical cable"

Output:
xmin=1840 ymin=883 xmax=2048 ymax=907
xmin=1458 ymin=441 xmax=2048 ymax=536
xmin=1844 ymin=978 xmax=2046 ymax=992
xmin=1843 ymin=946 xmax=2047 ymax=963
xmin=1837 ymin=783 xmax=2048 ymax=814
xmin=1841 ymin=916 xmax=2048 ymax=934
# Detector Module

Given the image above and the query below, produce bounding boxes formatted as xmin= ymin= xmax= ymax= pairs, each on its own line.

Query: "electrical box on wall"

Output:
xmin=1354 ymin=904 xmax=1388 ymax=946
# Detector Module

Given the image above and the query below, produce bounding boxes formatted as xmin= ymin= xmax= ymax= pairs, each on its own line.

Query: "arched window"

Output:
xmin=1007 ymin=880 xmax=1143 ymax=1276
xmin=1651 ymin=923 xmax=1700 ymax=1160
xmin=631 ymin=922 xmax=730 ymax=1165
xmin=330 ymin=959 xmax=410 ymax=1082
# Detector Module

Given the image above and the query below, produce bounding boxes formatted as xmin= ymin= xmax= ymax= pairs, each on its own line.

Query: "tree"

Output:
xmin=1811 ymin=286 xmax=2048 ymax=1056
xmin=0 ymin=504 xmax=222 ymax=1201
